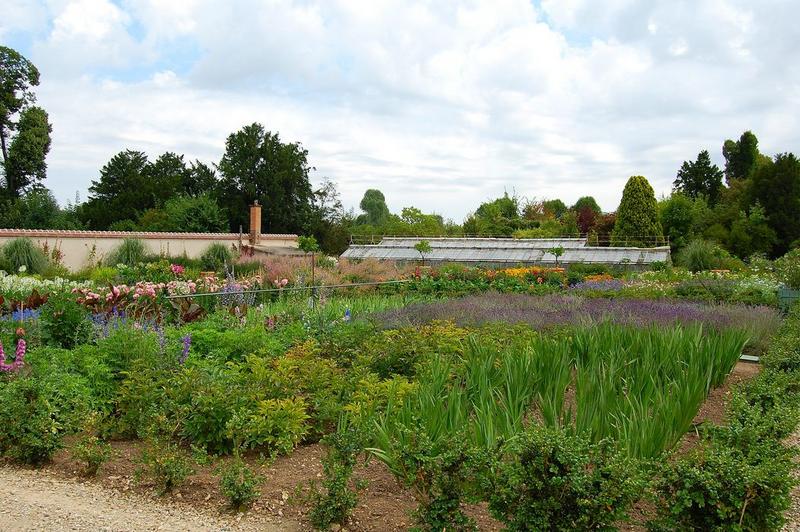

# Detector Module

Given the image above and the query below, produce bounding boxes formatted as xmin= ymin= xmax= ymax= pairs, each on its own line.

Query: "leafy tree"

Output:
xmin=673 ymin=150 xmax=723 ymax=205
xmin=723 ymin=131 xmax=760 ymax=184
xmin=0 ymin=47 xmax=50 ymax=198
xmin=727 ymin=203 xmax=777 ymax=258
xmin=81 ymin=150 xmax=151 ymax=229
xmin=217 ymin=123 xmax=314 ymax=234
xmin=542 ymin=199 xmax=568 ymax=219
xmin=164 ymin=194 xmax=227 ymax=233
xmin=414 ymin=239 xmax=432 ymax=266
xmin=660 ymin=193 xmax=696 ymax=251
xmin=612 ymin=175 xmax=663 ymax=247
xmin=184 ymin=161 xmax=217 ymax=197
xmin=358 ymin=189 xmax=390 ymax=226
xmin=0 ymin=189 xmax=81 ymax=229
xmin=145 ymin=151 xmax=188 ymax=206
xmin=465 ymin=193 xmax=521 ymax=236
xmin=572 ymin=196 xmax=602 ymax=215
xmin=309 ymin=178 xmax=349 ymax=255
xmin=750 ymin=153 xmax=800 ymax=255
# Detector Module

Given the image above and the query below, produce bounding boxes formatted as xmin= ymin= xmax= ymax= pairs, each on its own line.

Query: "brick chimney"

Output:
xmin=249 ymin=201 xmax=262 ymax=245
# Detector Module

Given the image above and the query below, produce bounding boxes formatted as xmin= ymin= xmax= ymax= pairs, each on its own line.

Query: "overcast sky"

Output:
xmin=3 ymin=0 xmax=798 ymax=221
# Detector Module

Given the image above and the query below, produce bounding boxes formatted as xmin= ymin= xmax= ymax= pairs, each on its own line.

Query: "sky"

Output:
xmin=2 ymin=0 xmax=799 ymax=222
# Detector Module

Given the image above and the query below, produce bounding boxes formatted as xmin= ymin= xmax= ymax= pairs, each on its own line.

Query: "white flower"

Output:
xmin=18 ymin=265 xmax=27 ymax=273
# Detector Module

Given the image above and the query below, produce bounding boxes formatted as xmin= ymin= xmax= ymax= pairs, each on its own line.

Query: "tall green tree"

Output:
xmin=723 ymin=131 xmax=760 ymax=184
xmin=750 ymin=153 xmax=800 ymax=255
xmin=81 ymin=150 xmax=151 ymax=229
xmin=217 ymin=123 xmax=314 ymax=234
xmin=0 ymin=47 xmax=51 ymax=198
xmin=611 ymin=175 xmax=663 ymax=247
xmin=572 ymin=196 xmax=602 ymax=214
xmin=541 ymin=199 xmax=567 ymax=219
xmin=358 ymin=189 xmax=391 ymax=226
xmin=727 ymin=203 xmax=777 ymax=258
xmin=673 ymin=150 xmax=723 ymax=205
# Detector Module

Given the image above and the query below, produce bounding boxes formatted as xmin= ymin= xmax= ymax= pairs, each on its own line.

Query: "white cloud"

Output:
xmin=6 ymin=0 xmax=800 ymax=220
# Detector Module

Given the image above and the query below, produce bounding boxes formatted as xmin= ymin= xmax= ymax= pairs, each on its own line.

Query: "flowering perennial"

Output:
xmin=0 ymin=339 xmax=26 ymax=372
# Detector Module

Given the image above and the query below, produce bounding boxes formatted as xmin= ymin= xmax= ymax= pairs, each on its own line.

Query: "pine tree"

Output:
xmin=612 ymin=175 xmax=663 ymax=247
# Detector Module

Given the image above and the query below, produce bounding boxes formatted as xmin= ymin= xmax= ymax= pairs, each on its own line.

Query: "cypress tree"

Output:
xmin=612 ymin=175 xmax=664 ymax=247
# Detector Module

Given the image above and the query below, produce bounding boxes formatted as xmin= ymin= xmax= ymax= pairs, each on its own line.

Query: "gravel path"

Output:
xmin=0 ymin=466 xmax=300 ymax=532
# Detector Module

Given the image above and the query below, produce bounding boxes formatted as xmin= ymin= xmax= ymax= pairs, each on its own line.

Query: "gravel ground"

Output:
xmin=0 ymin=466 xmax=300 ymax=532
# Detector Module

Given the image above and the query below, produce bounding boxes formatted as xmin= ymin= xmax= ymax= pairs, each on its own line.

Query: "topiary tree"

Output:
xmin=611 ymin=175 xmax=663 ymax=247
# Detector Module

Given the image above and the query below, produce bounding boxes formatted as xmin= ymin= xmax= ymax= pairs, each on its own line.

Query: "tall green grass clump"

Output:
xmin=200 ymin=242 xmax=234 ymax=271
xmin=2 ymin=238 xmax=49 ymax=274
xmin=106 ymin=238 xmax=147 ymax=266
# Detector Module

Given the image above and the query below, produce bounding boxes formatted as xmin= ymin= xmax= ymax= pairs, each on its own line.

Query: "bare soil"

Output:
xmin=1 ymin=361 xmax=786 ymax=532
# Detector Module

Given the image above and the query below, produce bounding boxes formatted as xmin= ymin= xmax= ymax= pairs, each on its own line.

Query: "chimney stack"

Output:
xmin=249 ymin=201 xmax=262 ymax=245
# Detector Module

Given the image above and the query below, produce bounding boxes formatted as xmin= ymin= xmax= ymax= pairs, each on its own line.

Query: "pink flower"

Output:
xmin=171 ymin=264 xmax=185 ymax=275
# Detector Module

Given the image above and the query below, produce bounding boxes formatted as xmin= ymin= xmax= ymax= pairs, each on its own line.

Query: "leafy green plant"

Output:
xmin=2 ymin=237 xmax=48 ymax=274
xmin=414 ymin=240 xmax=432 ymax=266
xmin=106 ymin=238 xmax=147 ymax=266
xmin=775 ymin=248 xmax=800 ymax=289
xmin=39 ymin=292 xmax=93 ymax=348
xmin=676 ymin=239 xmax=728 ymax=272
xmin=310 ymin=417 xmax=366 ymax=529
xmin=488 ymin=426 xmax=644 ymax=531
xmin=0 ymin=378 xmax=65 ymax=464
xmin=73 ymin=413 xmax=113 ymax=476
xmin=219 ymin=457 xmax=261 ymax=509
xmin=649 ymin=442 xmax=793 ymax=531
xmin=200 ymin=242 xmax=234 ymax=271
xmin=226 ymin=397 xmax=309 ymax=456
xmin=136 ymin=438 xmax=194 ymax=495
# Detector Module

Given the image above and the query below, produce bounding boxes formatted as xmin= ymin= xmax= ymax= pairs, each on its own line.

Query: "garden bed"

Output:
xmin=14 ymin=359 xmax=761 ymax=531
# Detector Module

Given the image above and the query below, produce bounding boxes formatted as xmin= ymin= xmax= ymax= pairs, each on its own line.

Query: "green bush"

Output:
xmin=775 ymin=248 xmax=800 ymax=289
xmin=649 ymin=442 xmax=793 ymax=531
xmin=219 ymin=457 xmax=261 ymax=509
xmin=676 ymin=239 xmax=728 ymax=272
xmin=88 ymin=266 xmax=119 ymax=284
xmin=488 ymin=426 xmax=644 ymax=531
xmin=226 ymin=397 xmax=309 ymax=456
xmin=136 ymin=438 xmax=194 ymax=495
xmin=39 ymin=292 xmax=93 ymax=349
xmin=200 ymin=242 xmax=234 ymax=271
xmin=106 ymin=238 xmax=147 ymax=266
xmin=310 ymin=420 xmax=365 ymax=529
xmin=0 ymin=378 xmax=66 ymax=464
xmin=2 ymin=237 xmax=48 ymax=274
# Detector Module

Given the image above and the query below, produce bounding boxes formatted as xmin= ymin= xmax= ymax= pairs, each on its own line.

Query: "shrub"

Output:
xmin=676 ymin=239 xmax=728 ymax=272
xmin=39 ymin=292 xmax=93 ymax=348
xmin=226 ymin=397 xmax=309 ymax=456
xmin=88 ymin=266 xmax=119 ymax=284
xmin=73 ymin=413 xmax=113 ymax=476
xmin=219 ymin=457 xmax=261 ymax=509
xmin=649 ymin=442 xmax=793 ymax=531
xmin=310 ymin=419 xmax=366 ymax=529
xmin=0 ymin=378 xmax=65 ymax=464
xmin=775 ymin=248 xmax=800 ymax=289
xmin=2 ymin=237 xmax=48 ymax=274
xmin=106 ymin=238 xmax=147 ymax=266
xmin=136 ymin=438 xmax=194 ymax=495
xmin=200 ymin=243 xmax=234 ymax=271
xmin=488 ymin=426 xmax=644 ymax=531
xmin=611 ymin=175 xmax=663 ymax=247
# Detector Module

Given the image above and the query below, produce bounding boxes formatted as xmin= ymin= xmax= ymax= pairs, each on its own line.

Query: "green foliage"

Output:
xmin=751 ymin=152 xmax=800 ymax=255
xmin=774 ymin=249 xmax=800 ymax=290
xmin=0 ymin=378 xmax=67 ymax=464
xmin=298 ymin=235 xmax=321 ymax=253
xmin=612 ymin=175 xmax=663 ymax=246
xmin=310 ymin=418 xmax=366 ymax=529
xmin=217 ymin=123 xmax=314 ymax=234
xmin=106 ymin=238 xmax=147 ymax=266
xmin=73 ymin=413 xmax=113 ymax=476
xmin=5 ymin=106 xmax=51 ymax=194
xmin=723 ymin=131 xmax=761 ymax=184
xmin=137 ymin=438 xmax=194 ymax=495
xmin=219 ymin=457 xmax=261 ymax=509
xmin=674 ymin=150 xmax=724 ymax=205
xmin=226 ymin=397 xmax=309 ymax=455
xmin=676 ymin=239 xmax=729 ymax=272
xmin=2 ymin=237 xmax=48 ymax=274
xmin=572 ymin=196 xmax=602 ymax=214
xmin=358 ymin=189 xmax=390 ymax=226
xmin=0 ymin=189 xmax=83 ymax=230
xmin=414 ymin=239 xmax=432 ymax=265
xmin=162 ymin=194 xmax=227 ymax=233
xmin=39 ymin=292 xmax=93 ymax=348
xmin=200 ymin=242 xmax=234 ymax=271
xmin=488 ymin=426 xmax=644 ymax=531
xmin=649 ymin=442 xmax=793 ymax=531
xmin=727 ymin=203 xmax=777 ymax=258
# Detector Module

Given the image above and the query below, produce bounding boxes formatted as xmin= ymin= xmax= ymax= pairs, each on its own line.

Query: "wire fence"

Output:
xmin=348 ymin=234 xmax=670 ymax=247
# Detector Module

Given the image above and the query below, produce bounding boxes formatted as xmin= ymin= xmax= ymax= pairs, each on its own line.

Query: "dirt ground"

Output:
xmin=3 ymin=361 xmax=796 ymax=532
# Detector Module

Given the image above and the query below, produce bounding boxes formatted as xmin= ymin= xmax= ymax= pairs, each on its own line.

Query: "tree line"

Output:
xmin=2 ymin=46 xmax=799 ymax=259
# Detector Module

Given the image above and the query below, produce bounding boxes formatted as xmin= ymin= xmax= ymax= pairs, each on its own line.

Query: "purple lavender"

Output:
xmin=179 ymin=334 xmax=191 ymax=365
xmin=569 ymin=279 xmax=624 ymax=292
